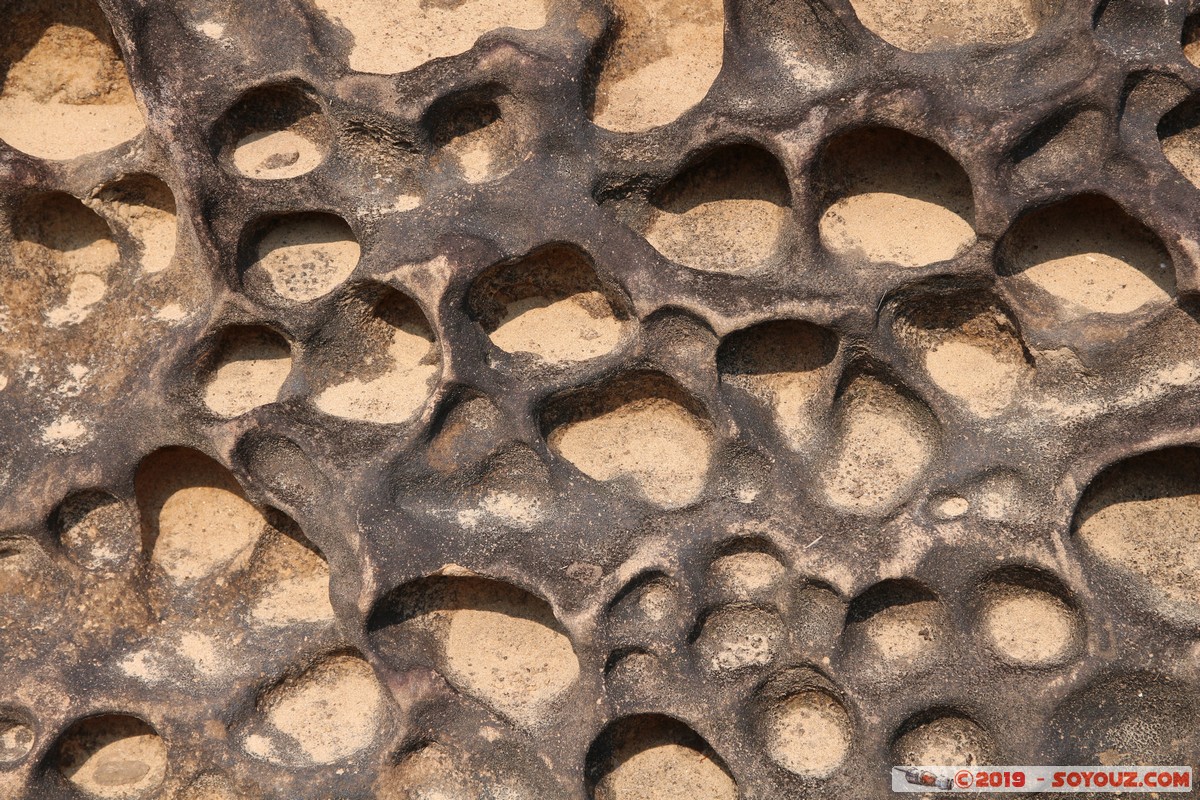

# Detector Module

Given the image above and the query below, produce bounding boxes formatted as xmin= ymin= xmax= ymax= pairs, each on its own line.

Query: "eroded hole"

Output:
xmin=1012 ymin=108 xmax=1106 ymax=185
xmin=609 ymin=572 xmax=678 ymax=626
xmin=369 ymin=575 xmax=580 ymax=725
xmin=1158 ymin=97 xmax=1200 ymax=190
xmin=245 ymin=213 xmax=360 ymax=303
xmin=892 ymin=712 xmax=994 ymax=767
xmin=52 ymin=490 xmax=138 ymax=570
xmin=586 ymin=715 xmax=736 ymax=800
xmin=91 ymin=175 xmax=178 ymax=274
xmin=135 ymin=447 xmax=268 ymax=585
xmin=843 ymin=580 xmax=947 ymax=665
xmin=245 ymin=511 xmax=334 ymax=628
xmin=202 ymin=326 xmax=292 ymax=418
xmin=469 ymin=244 xmax=629 ymax=363
xmin=850 ymin=0 xmax=1045 ymax=52
xmin=590 ymin=0 xmax=723 ymax=132
xmin=1073 ymin=447 xmax=1200 ymax=627
xmin=0 ymin=712 xmax=34 ymax=765
xmin=694 ymin=605 xmax=783 ymax=672
xmin=1184 ymin=13 xmax=1200 ymax=68
xmin=764 ymin=690 xmax=852 ymax=778
xmin=12 ymin=192 xmax=119 ymax=327
xmin=718 ymin=320 xmax=838 ymax=449
xmin=55 ymin=715 xmax=166 ymax=800
xmin=219 ymin=84 xmax=331 ymax=180
xmin=978 ymin=569 xmax=1081 ymax=668
xmin=544 ymin=372 xmax=714 ymax=508
xmin=0 ymin=0 xmax=144 ymax=160
xmin=312 ymin=0 xmax=546 ymax=74
xmin=240 ymin=653 xmax=389 ymax=766
xmin=644 ymin=145 xmax=791 ymax=274
xmin=311 ymin=288 xmax=440 ymax=424
xmin=427 ymin=91 xmax=521 ymax=184
xmin=707 ymin=541 xmax=786 ymax=601
xmin=999 ymin=195 xmax=1174 ymax=316
xmin=819 ymin=127 xmax=975 ymax=268
xmin=820 ymin=373 xmax=939 ymax=516
xmin=892 ymin=295 xmax=1031 ymax=418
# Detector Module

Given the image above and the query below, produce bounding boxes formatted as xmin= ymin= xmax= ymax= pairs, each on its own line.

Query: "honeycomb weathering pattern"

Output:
xmin=2 ymin=0 xmax=1200 ymax=797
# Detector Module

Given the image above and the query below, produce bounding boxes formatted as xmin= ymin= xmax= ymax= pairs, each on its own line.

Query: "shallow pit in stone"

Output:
xmin=586 ymin=715 xmax=736 ymax=800
xmin=693 ymin=604 xmax=784 ymax=672
xmin=843 ymin=579 xmax=947 ymax=665
xmin=203 ymin=326 xmax=292 ymax=418
xmin=92 ymin=175 xmax=178 ymax=274
xmin=219 ymin=84 xmax=331 ymax=180
xmin=469 ymin=244 xmax=629 ymax=363
xmin=544 ymin=372 xmax=714 ymax=508
xmin=245 ymin=511 xmax=334 ymax=628
xmin=892 ymin=295 xmax=1030 ymax=418
xmin=369 ymin=575 xmax=579 ymax=726
xmin=764 ymin=690 xmax=853 ymax=778
xmin=999 ymin=195 xmax=1174 ymax=316
xmin=0 ymin=711 xmax=34 ymax=765
xmin=240 ymin=653 xmax=389 ymax=766
xmin=135 ymin=447 xmax=267 ymax=585
xmin=707 ymin=540 xmax=786 ymax=601
xmin=819 ymin=127 xmax=975 ymax=268
xmin=718 ymin=319 xmax=838 ymax=449
xmin=312 ymin=287 xmax=440 ymax=424
xmin=312 ymin=0 xmax=547 ymax=75
xmin=12 ymin=192 xmax=119 ymax=327
xmin=1184 ymin=13 xmax=1200 ymax=68
xmin=644 ymin=144 xmax=791 ymax=274
xmin=1073 ymin=447 xmax=1200 ymax=627
xmin=978 ymin=569 xmax=1080 ymax=668
xmin=892 ymin=712 xmax=994 ymax=767
xmin=850 ymin=0 xmax=1045 ymax=52
xmin=52 ymin=489 xmax=138 ymax=570
xmin=244 ymin=213 xmax=360 ymax=303
xmin=427 ymin=88 xmax=522 ymax=184
xmin=590 ymin=0 xmax=724 ymax=132
xmin=1158 ymin=97 xmax=1200 ymax=190
xmin=55 ymin=715 xmax=167 ymax=799
xmin=0 ymin=0 xmax=145 ymax=160
xmin=820 ymin=373 xmax=940 ymax=515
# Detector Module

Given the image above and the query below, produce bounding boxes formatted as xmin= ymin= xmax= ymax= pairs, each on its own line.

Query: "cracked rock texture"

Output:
xmin=2 ymin=0 xmax=1200 ymax=798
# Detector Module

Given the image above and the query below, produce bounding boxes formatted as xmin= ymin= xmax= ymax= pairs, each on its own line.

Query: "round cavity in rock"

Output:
xmin=1073 ymin=447 xmax=1200 ymax=626
xmin=707 ymin=544 xmax=785 ymax=600
xmin=246 ymin=513 xmax=334 ymax=628
xmin=0 ymin=0 xmax=145 ymax=160
xmin=427 ymin=91 xmax=522 ymax=184
xmin=545 ymin=374 xmax=713 ymax=508
xmin=587 ymin=715 xmax=737 ymax=800
xmin=246 ymin=213 xmax=360 ymax=302
xmin=849 ymin=0 xmax=1043 ymax=52
xmin=469 ymin=244 xmax=628 ymax=363
xmin=764 ymin=690 xmax=852 ymax=778
xmin=1158 ymin=97 xmax=1200 ymax=190
xmin=312 ymin=0 xmax=546 ymax=74
xmin=135 ymin=448 xmax=267 ymax=585
xmin=820 ymin=374 xmax=939 ymax=515
xmin=312 ymin=289 xmax=439 ymax=424
xmin=241 ymin=654 xmax=388 ymax=766
xmin=0 ymin=713 xmax=34 ymax=765
xmin=844 ymin=580 xmax=947 ymax=665
xmin=818 ymin=127 xmax=975 ymax=267
xmin=892 ymin=713 xmax=994 ymax=767
xmin=52 ymin=490 xmax=138 ymax=570
xmin=219 ymin=84 xmax=331 ymax=179
xmin=55 ymin=715 xmax=167 ymax=799
xmin=1186 ymin=14 xmax=1200 ymax=68
xmin=644 ymin=145 xmax=791 ymax=274
xmin=203 ymin=327 xmax=292 ymax=418
xmin=694 ymin=605 xmax=784 ymax=672
xmin=718 ymin=320 xmax=838 ymax=449
xmin=999 ymin=195 xmax=1174 ymax=316
xmin=12 ymin=192 xmax=119 ymax=327
xmin=591 ymin=0 xmax=724 ymax=132
xmin=92 ymin=175 xmax=178 ymax=274
xmin=892 ymin=297 xmax=1030 ymax=418
xmin=369 ymin=576 xmax=579 ymax=725
xmin=980 ymin=579 xmax=1079 ymax=668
